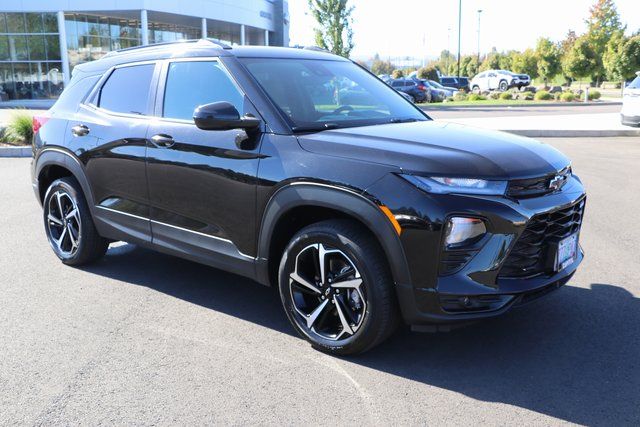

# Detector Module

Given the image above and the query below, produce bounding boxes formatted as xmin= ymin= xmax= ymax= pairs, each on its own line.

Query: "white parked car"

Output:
xmin=621 ymin=72 xmax=640 ymax=127
xmin=470 ymin=70 xmax=531 ymax=93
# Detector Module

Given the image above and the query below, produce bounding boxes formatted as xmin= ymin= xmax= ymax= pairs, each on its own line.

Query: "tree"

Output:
xmin=308 ymin=0 xmax=354 ymax=58
xmin=562 ymin=35 xmax=599 ymax=81
xmin=584 ymin=0 xmax=625 ymax=81
xmin=604 ymin=34 xmax=640 ymax=81
xmin=535 ymin=38 xmax=562 ymax=83
xmin=370 ymin=54 xmax=394 ymax=75
xmin=511 ymin=49 xmax=539 ymax=79
xmin=417 ymin=65 xmax=439 ymax=81
xmin=391 ymin=69 xmax=404 ymax=79
xmin=479 ymin=48 xmax=501 ymax=71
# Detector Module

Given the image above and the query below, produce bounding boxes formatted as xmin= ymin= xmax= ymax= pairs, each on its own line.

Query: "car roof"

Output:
xmin=74 ymin=39 xmax=347 ymax=74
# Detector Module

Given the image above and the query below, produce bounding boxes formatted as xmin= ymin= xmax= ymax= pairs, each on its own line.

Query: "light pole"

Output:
xmin=456 ymin=0 xmax=462 ymax=78
xmin=477 ymin=9 xmax=483 ymax=64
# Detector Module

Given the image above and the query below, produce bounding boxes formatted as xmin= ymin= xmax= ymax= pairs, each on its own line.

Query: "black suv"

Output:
xmin=389 ymin=79 xmax=430 ymax=103
xmin=31 ymin=40 xmax=586 ymax=355
xmin=440 ymin=76 xmax=470 ymax=92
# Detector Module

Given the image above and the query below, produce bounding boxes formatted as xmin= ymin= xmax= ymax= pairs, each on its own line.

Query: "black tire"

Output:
xmin=409 ymin=94 xmax=416 ymax=103
xmin=499 ymin=80 xmax=508 ymax=92
xmin=43 ymin=177 xmax=109 ymax=266
xmin=278 ymin=219 xmax=399 ymax=355
xmin=472 ymin=85 xmax=480 ymax=94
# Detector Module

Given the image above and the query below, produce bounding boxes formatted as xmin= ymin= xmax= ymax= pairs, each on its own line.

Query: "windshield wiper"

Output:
xmin=389 ymin=117 xmax=421 ymax=124
xmin=291 ymin=123 xmax=340 ymax=133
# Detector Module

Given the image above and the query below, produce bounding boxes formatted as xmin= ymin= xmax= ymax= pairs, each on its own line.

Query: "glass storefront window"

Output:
xmin=26 ymin=13 xmax=44 ymax=33
xmin=0 ymin=12 xmax=61 ymax=100
xmin=6 ymin=13 xmax=26 ymax=33
xmin=27 ymin=35 xmax=46 ymax=60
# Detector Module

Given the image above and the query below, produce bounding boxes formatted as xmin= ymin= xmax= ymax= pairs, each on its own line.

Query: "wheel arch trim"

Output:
xmin=256 ymin=182 xmax=412 ymax=287
xmin=35 ymin=147 xmax=95 ymax=209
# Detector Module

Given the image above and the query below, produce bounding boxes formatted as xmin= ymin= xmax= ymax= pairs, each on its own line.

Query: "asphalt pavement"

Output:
xmin=1 ymin=138 xmax=639 ymax=425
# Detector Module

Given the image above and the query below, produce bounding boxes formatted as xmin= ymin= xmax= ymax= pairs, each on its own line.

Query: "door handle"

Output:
xmin=71 ymin=124 xmax=90 ymax=137
xmin=150 ymin=134 xmax=175 ymax=148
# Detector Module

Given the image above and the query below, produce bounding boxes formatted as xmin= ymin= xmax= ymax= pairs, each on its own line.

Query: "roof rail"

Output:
xmin=291 ymin=45 xmax=330 ymax=53
xmin=103 ymin=38 xmax=231 ymax=58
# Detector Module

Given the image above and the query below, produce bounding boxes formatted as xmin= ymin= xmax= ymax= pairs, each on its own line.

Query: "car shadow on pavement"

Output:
xmin=81 ymin=243 xmax=294 ymax=336
xmin=84 ymin=244 xmax=639 ymax=425
xmin=360 ymin=282 xmax=640 ymax=425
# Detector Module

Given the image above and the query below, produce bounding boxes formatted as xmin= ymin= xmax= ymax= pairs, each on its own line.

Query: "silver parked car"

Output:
xmin=621 ymin=72 xmax=640 ymax=127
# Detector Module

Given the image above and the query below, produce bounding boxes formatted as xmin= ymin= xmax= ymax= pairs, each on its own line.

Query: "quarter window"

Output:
xmin=163 ymin=61 xmax=244 ymax=121
xmin=99 ymin=64 xmax=155 ymax=115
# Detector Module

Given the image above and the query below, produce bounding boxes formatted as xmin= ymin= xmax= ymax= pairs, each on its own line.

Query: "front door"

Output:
xmin=145 ymin=59 xmax=263 ymax=269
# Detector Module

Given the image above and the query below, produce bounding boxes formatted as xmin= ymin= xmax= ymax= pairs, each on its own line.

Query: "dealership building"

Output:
xmin=0 ymin=1 xmax=290 ymax=101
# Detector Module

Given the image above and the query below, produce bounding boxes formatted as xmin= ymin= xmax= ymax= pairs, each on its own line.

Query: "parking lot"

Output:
xmin=1 ymin=137 xmax=639 ymax=425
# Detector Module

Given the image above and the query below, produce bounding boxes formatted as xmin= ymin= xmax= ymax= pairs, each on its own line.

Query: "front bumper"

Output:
xmin=367 ymin=173 xmax=586 ymax=327
xmin=621 ymin=113 xmax=640 ymax=127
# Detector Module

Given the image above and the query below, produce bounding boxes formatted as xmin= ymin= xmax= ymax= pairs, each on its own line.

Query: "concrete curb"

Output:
xmin=0 ymin=146 xmax=31 ymax=157
xmin=421 ymin=101 xmax=622 ymax=110
xmin=501 ymin=129 xmax=640 ymax=138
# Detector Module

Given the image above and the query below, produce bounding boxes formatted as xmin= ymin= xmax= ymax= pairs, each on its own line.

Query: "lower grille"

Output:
xmin=439 ymin=250 xmax=476 ymax=275
xmin=499 ymin=198 xmax=585 ymax=278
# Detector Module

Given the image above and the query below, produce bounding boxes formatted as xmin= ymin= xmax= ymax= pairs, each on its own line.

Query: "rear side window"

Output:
xmin=163 ymin=61 xmax=244 ymax=121
xmin=99 ymin=64 xmax=155 ymax=115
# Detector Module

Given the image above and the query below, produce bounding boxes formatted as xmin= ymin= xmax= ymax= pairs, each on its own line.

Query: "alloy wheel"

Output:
xmin=288 ymin=243 xmax=367 ymax=341
xmin=46 ymin=190 xmax=81 ymax=257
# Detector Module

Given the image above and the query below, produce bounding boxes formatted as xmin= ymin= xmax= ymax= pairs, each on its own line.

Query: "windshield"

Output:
xmin=628 ymin=76 xmax=640 ymax=89
xmin=240 ymin=58 xmax=428 ymax=131
xmin=429 ymin=80 xmax=444 ymax=89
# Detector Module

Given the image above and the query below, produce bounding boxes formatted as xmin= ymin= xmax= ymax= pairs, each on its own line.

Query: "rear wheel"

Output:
xmin=278 ymin=220 xmax=399 ymax=355
xmin=499 ymin=80 xmax=508 ymax=92
xmin=43 ymin=177 xmax=108 ymax=266
xmin=472 ymin=85 xmax=480 ymax=94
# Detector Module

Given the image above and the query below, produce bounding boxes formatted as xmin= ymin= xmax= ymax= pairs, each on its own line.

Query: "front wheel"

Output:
xmin=278 ymin=220 xmax=399 ymax=355
xmin=43 ymin=177 xmax=109 ymax=266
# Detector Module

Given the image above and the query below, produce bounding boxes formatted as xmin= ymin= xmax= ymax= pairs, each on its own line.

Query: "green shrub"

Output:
xmin=499 ymin=92 xmax=513 ymax=100
xmin=560 ymin=92 xmax=575 ymax=102
xmin=554 ymin=92 xmax=562 ymax=101
xmin=2 ymin=111 xmax=33 ymax=145
xmin=488 ymin=92 xmax=500 ymax=100
xmin=518 ymin=91 xmax=535 ymax=100
xmin=453 ymin=92 xmax=468 ymax=101
xmin=588 ymin=90 xmax=601 ymax=100
xmin=534 ymin=90 xmax=552 ymax=100
xmin=468 ymin=93 xmax=487 ymax=101
xmin=445 ymin=96 xmax=454 ymax=102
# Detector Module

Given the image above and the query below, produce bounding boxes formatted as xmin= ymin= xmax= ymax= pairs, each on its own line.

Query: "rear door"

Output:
xmin=79 ymin=61 xmax=159 ymax=242
xmin=145 ymin=58 xmax=263 ymax=265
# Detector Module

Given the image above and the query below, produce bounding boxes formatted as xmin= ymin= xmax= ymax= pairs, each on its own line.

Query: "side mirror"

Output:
xmin=193 ymin=101 xmax=260 ymax=131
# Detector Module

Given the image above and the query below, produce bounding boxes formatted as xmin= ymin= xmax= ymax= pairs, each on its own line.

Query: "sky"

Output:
xmin=288 ymin=0 xmax=640 ymax=61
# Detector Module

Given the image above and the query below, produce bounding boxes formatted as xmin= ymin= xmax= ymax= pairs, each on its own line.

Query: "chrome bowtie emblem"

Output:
xmin=549 ymin=175 xmax=564 ymax=190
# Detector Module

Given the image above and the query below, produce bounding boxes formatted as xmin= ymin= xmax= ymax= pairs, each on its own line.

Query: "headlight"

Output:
xmin=400 ymin=175 xmax=507 ymax=195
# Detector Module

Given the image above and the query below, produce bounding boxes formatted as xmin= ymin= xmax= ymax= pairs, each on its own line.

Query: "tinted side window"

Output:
xmin=163 ymin=61 xmax=243 ymax=121
xmin=391 ymin=81 xmax=401 ymax=87
xmin=99 ymin=64 xmax=155 ymax=115
xmin=53 ymin=74 xmax=100 ymax=113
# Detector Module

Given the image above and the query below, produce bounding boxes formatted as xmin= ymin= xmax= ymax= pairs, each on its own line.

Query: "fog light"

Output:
xmin=444 ymin=217 xmax=486 ymax=248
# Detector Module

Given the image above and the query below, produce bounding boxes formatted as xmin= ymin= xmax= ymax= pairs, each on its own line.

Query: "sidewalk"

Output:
xmin=438 ymin=112 xmax=640 ymax=137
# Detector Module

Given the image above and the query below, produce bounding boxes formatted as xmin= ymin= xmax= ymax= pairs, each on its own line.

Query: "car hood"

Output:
xmin=296 ymin=121 xmax=570 ymax=179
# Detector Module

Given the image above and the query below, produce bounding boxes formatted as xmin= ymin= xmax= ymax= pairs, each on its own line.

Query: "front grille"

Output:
xmin=499 ymin=198 xmax=585 ymax=278
xmin=507 ymin=167 xmax=571 ymax=198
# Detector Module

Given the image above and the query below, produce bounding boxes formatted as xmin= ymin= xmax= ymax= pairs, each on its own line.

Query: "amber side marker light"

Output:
xmin=379 ymin=205 xmax=402 ymax=235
